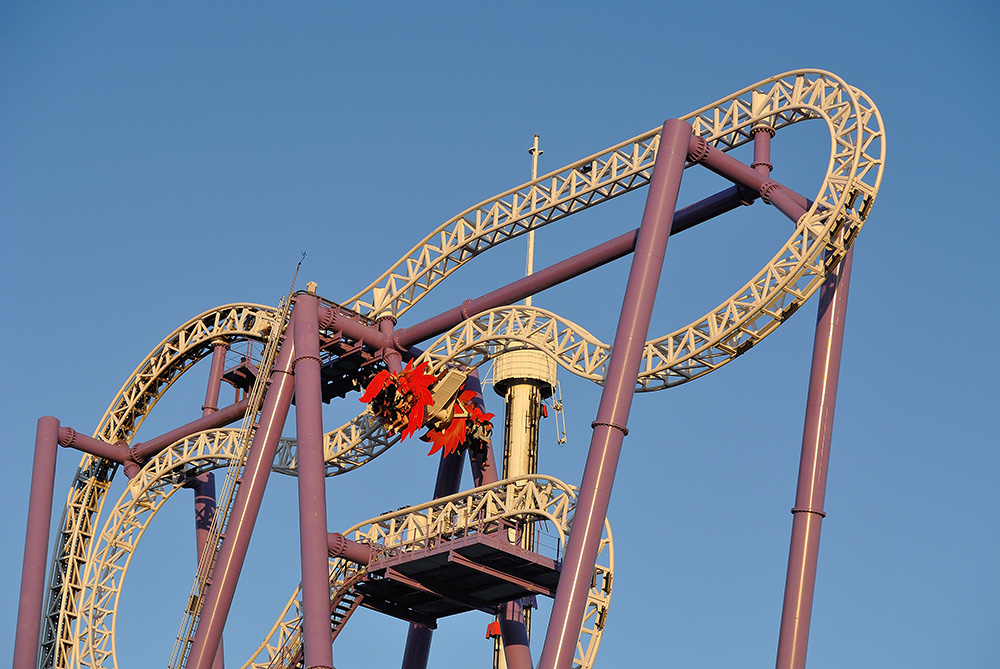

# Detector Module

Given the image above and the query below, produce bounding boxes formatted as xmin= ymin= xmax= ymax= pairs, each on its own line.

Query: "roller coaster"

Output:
xmin=14 ymin=69 xmax=884 ymax=669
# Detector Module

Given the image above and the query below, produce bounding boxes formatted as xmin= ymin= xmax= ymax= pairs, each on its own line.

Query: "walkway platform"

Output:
xmin=357 ymin=526 xmax=559 ymax=628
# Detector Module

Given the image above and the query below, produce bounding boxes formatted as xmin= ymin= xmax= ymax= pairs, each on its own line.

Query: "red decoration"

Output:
xmin=359 ymin=361 xmax=437 ymax=439
xmin=422 ymin=389 xmax=494 ymax=458
xmin=485 ymin=620 xmax=502 ymax=639
xmin=360 ymin=364 xmax=494 ymax=458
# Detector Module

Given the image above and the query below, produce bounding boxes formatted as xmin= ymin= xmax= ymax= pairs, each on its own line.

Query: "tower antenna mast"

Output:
xmin=525 ymin=134 xmax=542 ymax=307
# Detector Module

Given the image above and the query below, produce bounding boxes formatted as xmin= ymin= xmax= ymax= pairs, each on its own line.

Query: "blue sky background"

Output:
xmin=2 ymin=3 xmax=997 ymax=667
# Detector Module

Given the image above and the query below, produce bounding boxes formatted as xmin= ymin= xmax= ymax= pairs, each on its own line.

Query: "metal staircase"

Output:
xmin=168 ymin=296 xmax=292 ymax=669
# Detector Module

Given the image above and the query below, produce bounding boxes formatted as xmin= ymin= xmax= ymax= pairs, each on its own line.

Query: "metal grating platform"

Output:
xmin=357 ymin=526 xmax=559 ymax=628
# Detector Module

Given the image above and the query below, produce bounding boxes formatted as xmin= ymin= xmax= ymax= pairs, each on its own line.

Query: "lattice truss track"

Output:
xmin=40 ymin=69 xmax=882 ymax=669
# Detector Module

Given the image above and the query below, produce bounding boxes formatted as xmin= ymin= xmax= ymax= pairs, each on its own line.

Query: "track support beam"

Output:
xmin=186 ymin=320 xmax=297 ymax=669
xmin=190 ymin=344 xmax=228 ymax=669
xmin=13 ymin=416 xmax=60 ymax=669
xmin=775 ymin=246 xmax=855 ymax=669
xmin=293 ymin=291 xmax=336 ymax=669
xmin=538 ymin=119 xmax=692 ymax=669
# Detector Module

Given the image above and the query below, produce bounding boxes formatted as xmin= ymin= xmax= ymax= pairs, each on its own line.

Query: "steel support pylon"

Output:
xmin=538 ymin=118 xmax=692 ymax=669
xmin=775 ymin=246 xmax=855 ymax=669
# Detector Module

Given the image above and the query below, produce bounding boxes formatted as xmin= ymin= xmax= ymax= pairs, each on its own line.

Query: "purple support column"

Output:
xmin=400 ymin=627 xmax=433 ymax=669
xmin=128 ymin=396 xmax=252 ymax=469
xmin=752 ymin=125 xmax=775 ymax=177
xmin=327 ymin=532 xmax=373 ymax=565
xmin=203 ymin=342 xmax=228 ymax=414
xmin=689 ymin=136 xmax=809 ymax=223
xmin=56 ymin=427 xmax=129 ymax=462
xmin=189 ymin=466 xmax=224 ymax=669
xmin=189 ymin=472 xmax=225 ymax=669
xmin=774 ymin=246 xmax=854 ymax=669
xmin=400 ymin=398 xmax=472 ymax=669
xmin=187 ymin=319 xmax=297 ymax=669
xmin=295 ymin=186 xmax=753 ymax=372
xmin=13 ymin=416 xmax=60 ymax=669
xmin=499 ymin=599 xmax=532 ymax=669
xmin=465 ymin=370 xmax=499 ymax=487
xmin=191 ymin=473 xmax=218 ymax=559
xmin=197 ymin=341 xmax=227 ymax=669
xmin=293 ymin=293 xmax=335 ymax=669
xmin=379 ymin=317 xmax=404 ymax=375
xmin=538 ymin=119 xmax=692 ymax=669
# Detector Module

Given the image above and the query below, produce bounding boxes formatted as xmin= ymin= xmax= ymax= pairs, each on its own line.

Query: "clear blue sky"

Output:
xmin=2 ymin=3 xmax=997 ymax=667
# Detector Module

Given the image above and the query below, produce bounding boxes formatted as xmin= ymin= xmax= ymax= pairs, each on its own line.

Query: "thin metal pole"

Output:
xmin=293 ymin=292 xmax=334 ymax=669
xmin=13 ymin=416 xmax=60 ymax=669
xmin=751 ymin=124 xmax=775 ymax=177
xmin=774 ymin=246 xmax=855 ymax=669
xmin=187 ymin=320 xmax=297 ymax=669
xmin=525 ymin=134 xmax=541 ymax=308
xmin=379 ymin=316 xmax=403 ymax=374
xmin=538 ymin=119 xmax=692 ymax=669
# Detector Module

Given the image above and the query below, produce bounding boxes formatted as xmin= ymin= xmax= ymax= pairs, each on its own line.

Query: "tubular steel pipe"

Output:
xmin=202 ymin=342 xmax=228 ymax=413
xmin=129 ymin=396 xmax=251 ymax=466
xmin=304 ymin=183 xmax=754 ymax=364
xmin=400 ymin=391 xmax=474 ymax=669
xmin=292 ymin=294 xmax=335 ymax=669
xmin=187 ymin=320 xmax=297 ymax=669
xmin=394 ymin=231 xmax=639 ymax=349
xmin=56 ymin=397 xmax=251 ymax=473
xmin=196 ymin=341 xmax=227 ymax=669
xmin=775 ymin=246 xmax=854 ymax=669
xmin=689 ymin=136 xmax=809 ymax=222
xmin=320 ymin=304 xmax=391 ymax=351
xmin=187 ymin=471 xmax=226 ymax=669
xmin=761 ymin=185 xmax=808 ymax=225
xmin=538 ymin=119 xmax=692 ymax=669
xmin=189 ymin=473 xmax=219 ymax=567
xmin=400 ymin=627 xmax=433 ymax=669
xmin=395 ymin=185 xmax=752 ymax=350
xmin=13 ymin=416 xmax=60 ymax=669
xmin=57 ymin=427 xmax=129 ymax=462
xmin=379 ymin=317 xmax=404 ymax=374
xmin=327 ymin=532 xmax=373 ymax=565
xmin=499 ymin=599 xmax=533 ymax=669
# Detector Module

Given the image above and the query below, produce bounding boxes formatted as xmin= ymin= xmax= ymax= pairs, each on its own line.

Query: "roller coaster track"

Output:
xmin=39 ymin=69 xmax=883 ymax=668
xmin=41 ymin=304 xmax=278 ymax=669
xmin=63 ymin=413 xmax=611 ymax=669
xmin=66 ymin=423 xmax=612 ymax=669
